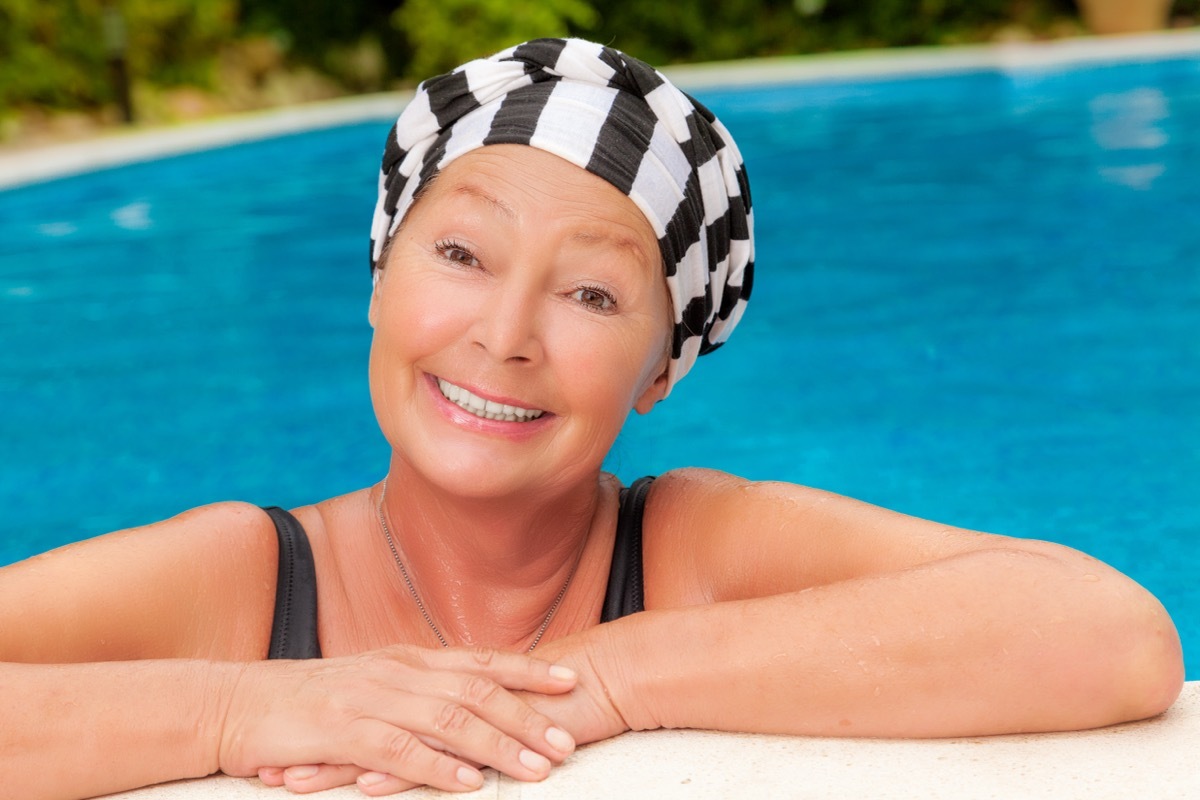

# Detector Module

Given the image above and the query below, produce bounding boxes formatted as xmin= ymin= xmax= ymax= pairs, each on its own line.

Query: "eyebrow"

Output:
xmin=569 ymin=229 xmax=654 ymax=266
xmin=450 ymin=184 xmax=516 ymax=220
xmin=450 ymin=182 xmax=655 ymax=266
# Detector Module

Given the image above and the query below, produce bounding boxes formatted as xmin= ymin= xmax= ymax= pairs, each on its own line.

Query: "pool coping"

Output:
xmin=1 ymin=28 xmax=1198 ymax=191
xmin=104 ymin=681 xmax=1200 ymax=799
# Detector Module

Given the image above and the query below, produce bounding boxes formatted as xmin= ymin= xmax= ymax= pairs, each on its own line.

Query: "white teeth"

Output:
xmin=437 ymin=378 xmax=544 ymax=422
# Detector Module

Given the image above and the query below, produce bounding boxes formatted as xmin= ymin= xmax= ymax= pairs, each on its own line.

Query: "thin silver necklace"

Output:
xmin=375 ymin=478 xmax=579 ymax=652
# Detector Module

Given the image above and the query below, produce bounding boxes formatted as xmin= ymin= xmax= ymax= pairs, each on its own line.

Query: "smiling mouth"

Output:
xmin=436 ymin=378 xmax=546 ymax=422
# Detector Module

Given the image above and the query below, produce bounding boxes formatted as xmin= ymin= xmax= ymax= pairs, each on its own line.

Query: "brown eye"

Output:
xmin=571 ymin=285 xmax=616 ymax=311
xmin=434 ymin=239 xmax=479 ymax=267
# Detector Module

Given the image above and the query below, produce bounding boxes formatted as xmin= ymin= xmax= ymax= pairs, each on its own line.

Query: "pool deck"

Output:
xmin=105 ymin=682 xmax=1199 ymax=799
xmin=3 ymin=28 xmax=1200 ymax=192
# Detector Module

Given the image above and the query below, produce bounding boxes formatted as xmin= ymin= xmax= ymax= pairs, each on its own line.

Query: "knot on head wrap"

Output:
xmin=369 ymin=38 xmax=754 ymax=395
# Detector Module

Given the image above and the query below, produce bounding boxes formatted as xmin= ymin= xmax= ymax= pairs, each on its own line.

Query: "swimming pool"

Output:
xmin=2 ymin=46 xmax=1197 ymax=677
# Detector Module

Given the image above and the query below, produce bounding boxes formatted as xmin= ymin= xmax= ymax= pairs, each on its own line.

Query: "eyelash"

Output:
xmin=433 ymin=239 xmax=617 ymax=312
xmin=573 ymin=284 xmax=618 ymax=313
xmin=433 ymin=238 xmax=478 ymax=267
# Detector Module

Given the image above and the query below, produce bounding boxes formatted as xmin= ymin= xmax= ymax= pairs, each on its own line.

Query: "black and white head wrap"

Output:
xmin=369 ymin=38 xmax=754 ymax=395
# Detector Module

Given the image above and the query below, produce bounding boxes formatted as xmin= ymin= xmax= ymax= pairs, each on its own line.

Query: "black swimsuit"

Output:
xmin=262 ymin=476 xmax=655 ymax=659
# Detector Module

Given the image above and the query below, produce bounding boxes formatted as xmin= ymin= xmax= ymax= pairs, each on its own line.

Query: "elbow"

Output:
xmin=1079 ymin=585 xmax=1185 ymax=726
xmin=1015 ymin=545 xmax=1185 ymax=727
xmin=1116 ymin=600 xmax=1185 ymax=722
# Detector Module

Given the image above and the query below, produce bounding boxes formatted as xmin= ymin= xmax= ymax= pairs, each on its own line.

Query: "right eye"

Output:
xmin=434 ymin=239 xmax=479 ymax=268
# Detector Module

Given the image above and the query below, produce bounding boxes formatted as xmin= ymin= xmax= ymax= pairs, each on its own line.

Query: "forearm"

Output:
xmin=600 ymin=547 xmax=1183 ymax=738
xmin=1 ymin=659 xmax=241 ymax=800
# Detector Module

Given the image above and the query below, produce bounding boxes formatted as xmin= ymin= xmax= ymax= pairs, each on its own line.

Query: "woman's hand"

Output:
xmin=515 ymin=627 xmax=637 ymax=746
xmin=218 ymin=644 xmax=578 ymax=794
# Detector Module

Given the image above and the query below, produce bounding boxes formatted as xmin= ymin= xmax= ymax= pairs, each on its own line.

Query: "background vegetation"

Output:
xmin=2 ymin=0 xmax=1198 ymax=138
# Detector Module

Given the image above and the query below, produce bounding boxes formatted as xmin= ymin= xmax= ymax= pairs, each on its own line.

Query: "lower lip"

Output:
xmin=425 ymin=374 xmax=553 ymax=440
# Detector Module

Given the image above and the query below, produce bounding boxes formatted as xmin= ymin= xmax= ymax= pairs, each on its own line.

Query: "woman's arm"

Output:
xmin=0 ymin=504 xmax=577 ymax=799
xmin=2 ymin=659 xmax=239 ymax=800
xmin=588 ymin=546 xmax=1181 ymax=739
xmin=528 ymin=469 xmax=1183 ymax=743
xmin=0 ymin=503 xmax=266 ymax=799
xmin=3 ymin=648 xmax=581 ymax=800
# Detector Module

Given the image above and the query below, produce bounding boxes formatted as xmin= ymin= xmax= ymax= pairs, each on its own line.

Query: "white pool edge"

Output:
xmin=0 ymin=92 xmax=412 ymax=192
xmin=662 ymin=25 xmax=1200 ymax=89
xmin=105 ymin=682 xmax=1200 ymax=799
xmin=2 ymin=28 xmax=1198 ymax=192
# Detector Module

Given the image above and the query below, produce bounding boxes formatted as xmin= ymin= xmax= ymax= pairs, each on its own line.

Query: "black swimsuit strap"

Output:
xmin=263 ymin=506 xmax=322 ymax=659
xmin=601 ymin=476 xmax=655 ymax=623
xmin=264 ymin=476 xmax=653 ymax=659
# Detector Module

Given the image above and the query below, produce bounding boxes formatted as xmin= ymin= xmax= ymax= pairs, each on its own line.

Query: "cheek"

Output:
xmin=376 ymin=273 xmax=473 ymax=353
xmin=367 ymin=274 xmax=472 ymax=415
xmin=550 ymin=314 xmax=664 ymax=413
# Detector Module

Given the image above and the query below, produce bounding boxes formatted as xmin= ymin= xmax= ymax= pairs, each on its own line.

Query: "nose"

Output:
xmin=469 ymin=279 xmax=544 ymax=364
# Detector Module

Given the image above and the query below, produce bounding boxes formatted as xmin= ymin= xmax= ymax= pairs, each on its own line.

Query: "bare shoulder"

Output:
xmin=642 ymin=467 xmax=1027 ymax=608
xmin=0 ymin=501 xmax=279 ymax=664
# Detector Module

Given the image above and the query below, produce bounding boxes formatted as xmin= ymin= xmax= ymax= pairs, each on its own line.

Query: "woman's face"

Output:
xmin=368 ymin=145 xmax=671 ymax=498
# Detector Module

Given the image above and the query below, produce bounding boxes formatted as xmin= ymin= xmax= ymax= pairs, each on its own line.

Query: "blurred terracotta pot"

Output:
xmin=1077 ymin=0 xmax=1173 ymax=34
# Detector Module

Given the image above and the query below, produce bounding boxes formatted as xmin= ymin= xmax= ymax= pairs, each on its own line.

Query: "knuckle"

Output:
xmin=327 ymin=697 xmax=368 ymax=730
xmin=515 ymin=700 xmax=545 ymax=733
xmin=381 ymin=730 xmax=425 ymax=765
xmin=468 ymin=646 xmax=498 ymax=667
xmin=332 ymin=708 xmax=360 ymax=733
xmin=433 ymin=701 xmax=475 ymax=736
xmin=460 ymin=674 xmax=502 ymax=709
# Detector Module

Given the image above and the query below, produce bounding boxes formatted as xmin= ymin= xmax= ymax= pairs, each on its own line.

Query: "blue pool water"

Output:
xmin=2 ymin=53 xmax=1197 ymax=676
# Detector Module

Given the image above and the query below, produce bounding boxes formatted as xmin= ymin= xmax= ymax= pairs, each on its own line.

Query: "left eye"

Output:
xmin=572 ymin=286 xmax=616 ymax=311
xmin=434 ymin=239 xmax=479 ymax=267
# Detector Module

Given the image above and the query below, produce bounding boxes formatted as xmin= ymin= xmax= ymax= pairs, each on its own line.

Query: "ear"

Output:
xmin=633 ymin=368 xmax=669 ymax=415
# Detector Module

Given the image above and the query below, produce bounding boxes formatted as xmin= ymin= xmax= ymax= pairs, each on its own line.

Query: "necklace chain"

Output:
xmin=375 ymin=478 xmax=577 ymax=652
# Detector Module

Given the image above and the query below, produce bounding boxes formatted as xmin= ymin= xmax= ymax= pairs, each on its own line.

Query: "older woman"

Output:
xmin=0 ymin=38 xmax=1183 ymax=800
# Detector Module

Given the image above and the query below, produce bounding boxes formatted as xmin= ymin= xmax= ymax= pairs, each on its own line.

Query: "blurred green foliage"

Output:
xmin=2 ymin=0 xmax=1196 ymax=114
xmin=238 ymin=0 xmax=407 ymax=86
xmin=1 ymin=0 xmax=103 ymax=109
xmin=0 ymin=0 xmax=236 ymax=112
xmin=392 ymin=0 xmax=598 ymax=78
xmin=585 ymin=0 xmax=1085 ymax=64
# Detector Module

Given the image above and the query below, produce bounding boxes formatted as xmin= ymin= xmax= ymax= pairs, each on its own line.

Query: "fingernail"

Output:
xmin=549 ymin=664 xmax=576 ymax=681
xmin=519 ymin=748 xmax=551 ymax=773
xmin=286 ymin=765 xmax=319 ymax=780
xmin=457 ymin=766 xmax=484 ymax=788
xmin=545 ymin=726 xmax=575 ymax=752
xmin=358 ymin=772 xmax=387 ymax=787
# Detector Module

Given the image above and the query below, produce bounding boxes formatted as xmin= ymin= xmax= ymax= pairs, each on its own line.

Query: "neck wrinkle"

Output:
xmin=376 ymin=456 xmax=604 ymax=648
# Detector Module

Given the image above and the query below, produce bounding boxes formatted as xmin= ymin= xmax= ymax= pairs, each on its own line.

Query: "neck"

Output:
xmin=375 ymin=456 xmax=602 ymax=648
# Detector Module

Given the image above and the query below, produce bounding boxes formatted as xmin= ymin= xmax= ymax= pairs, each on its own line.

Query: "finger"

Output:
xmin=379 ymin=651 xmax=576 ymax=763
xmin=414 ymin=737 xmax=483 ymax=771
xmin=357 ymin=770 xmax=436 ymax=796
xmin=368 ymin=694 xmax=555 ymax=783
xmin=257 ymin=767 xmax=284 ymax=786
xmin=353 ymin=719 xmax=487 ymax=793
xmin=439 ymin=673 xmax=576 ymax=763
xmin=416 ymin=646 xmax=578 ymax=694
xmin=282 ymin=763 xmax=367 ymax=793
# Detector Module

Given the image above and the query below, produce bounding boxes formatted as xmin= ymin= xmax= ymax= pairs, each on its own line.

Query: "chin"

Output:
xmin=410 ymin=441 xmax=605 ymax=501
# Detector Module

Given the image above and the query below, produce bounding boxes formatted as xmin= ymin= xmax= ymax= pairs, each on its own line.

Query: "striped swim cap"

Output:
xmin=369 ymin=38 xmax=754 ymax=395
